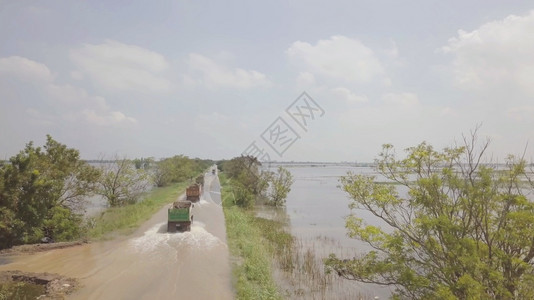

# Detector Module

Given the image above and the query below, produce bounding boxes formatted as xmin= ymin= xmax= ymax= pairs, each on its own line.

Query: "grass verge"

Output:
xmin=220 ymin=173 xmax=282 ymax=300
xmin=0 ymin=282 xmax=45 ymax=300
xmin=88 ymin=182 xmax=188 ymax=240
xmin=220 ymin=173 xmax=343 ymax=299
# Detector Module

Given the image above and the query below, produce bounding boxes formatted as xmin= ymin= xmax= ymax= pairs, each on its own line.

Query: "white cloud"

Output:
xmin=70 ymin=70 xmax=83 ymax=80
xmin=0 ymin=56 xmax=54 ymax=83
xmin=296 ymin=72 xmax=316 ymax=87
xmin=440 ymin=107 xmax=458 ymax=116
xmin=0 ymin=56 xmax=136 ymax=127
xmin=331 ymin=87 xmax=368 ymax=103
xmin=193 ymin=112 xmax=253 ymax=153
xmin=383 ymin=39 xmax=399 ymax=59
xmin=25 ymin=108 xmax=55 ymax=126
xmin=187 ymin=53 xmax=271 ymax=89
xmin=70 ymin=40 xmax=171 ymax=93
xmin=46 ymin=83 xmax=108 ymax=110
xmin=382 ymin=92 xmax=419 ymax=106
xmin=287 ymin=35 xmax=386 ymax=83
xmin=441 ymin=11 xmax=534 ymax=94
xmin=507 ymin=106 xmax=534 ymax=122
xmin=83 ymin=110 xmax=137 ymax=126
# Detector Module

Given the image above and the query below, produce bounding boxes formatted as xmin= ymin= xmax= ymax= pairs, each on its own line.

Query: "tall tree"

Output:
xmin=326 ymin=132 xmax=534 ymax=299
xmin=44 ymin=136 xmax=101 ymax=212
xmin=0 ymin=135 xmax=99 ymax=248
xmin=221 ymin=156 xmax=268 ymax=208
xmin=266 ymin=166 xmax=294 ymax=206
xmin=96 ymin=156 xmax=151 ymax=207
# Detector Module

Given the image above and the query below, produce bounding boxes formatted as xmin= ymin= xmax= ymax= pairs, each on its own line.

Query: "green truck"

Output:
xmin=167 ymin=201 xmax=193 ymax=232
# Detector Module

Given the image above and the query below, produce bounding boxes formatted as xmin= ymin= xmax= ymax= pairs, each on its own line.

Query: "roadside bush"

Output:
xmin=233 ymin=183 xmax=255 ymax=209
xmin=220 ymin=156 xmax=268 ymax=208
xmin=42 ymin=206 xmax=82 ymax=242
xmin=265 ymin=167 xmax=293 ymax=207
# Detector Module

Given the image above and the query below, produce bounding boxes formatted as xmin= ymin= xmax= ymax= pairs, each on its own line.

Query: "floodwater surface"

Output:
xmin=262 ymin=164 xmax=393 ymax=299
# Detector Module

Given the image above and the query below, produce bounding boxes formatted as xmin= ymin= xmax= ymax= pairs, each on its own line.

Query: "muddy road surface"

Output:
xmin=0 ymin=172 xmax=233 ymax=300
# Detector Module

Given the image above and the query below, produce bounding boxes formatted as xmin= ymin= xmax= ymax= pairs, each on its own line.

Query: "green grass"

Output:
xmin=220 ymin=173 xmax=282 ymax=300
xmin=254 ymin=217 xmax=295 ymax=272
xmin=88 ymin=182 xmax=188 ymax=239
xmin=0 ymin=282 xmax=45 ymax=300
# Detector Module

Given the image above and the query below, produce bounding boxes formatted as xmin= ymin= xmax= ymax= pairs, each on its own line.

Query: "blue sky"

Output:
xmin=1 ymin=1 xmax=533 ymax=162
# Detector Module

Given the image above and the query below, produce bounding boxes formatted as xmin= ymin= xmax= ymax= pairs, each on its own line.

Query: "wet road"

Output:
xmin=0 ymin=171 xmax=233 ymax=299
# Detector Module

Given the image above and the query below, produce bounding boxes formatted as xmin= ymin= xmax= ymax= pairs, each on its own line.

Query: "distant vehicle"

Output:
xmin=186 ymin=183 xmax=202 ymax=202
xmin=168 ymin=201 xmax=193 ymax=232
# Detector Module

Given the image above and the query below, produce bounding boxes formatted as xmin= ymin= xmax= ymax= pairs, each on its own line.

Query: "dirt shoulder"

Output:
xmin=0 ymin=242 xmax=84 ymax=299
xmin=0 ymin=270 xmax=79 ymax=299
xmin=0 ymin=241 xmax=87 ymax=256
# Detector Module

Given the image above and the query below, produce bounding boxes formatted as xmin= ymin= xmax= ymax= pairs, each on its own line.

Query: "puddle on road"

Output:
xmin=129 ymin=221 xmax=223 ymax=254
xmin=0 ymin=257 xmax=12 ymax=265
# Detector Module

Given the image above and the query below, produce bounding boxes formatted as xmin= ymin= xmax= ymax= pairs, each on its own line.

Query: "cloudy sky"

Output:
xmin=1 ymin=1 xmax=533 ymax=162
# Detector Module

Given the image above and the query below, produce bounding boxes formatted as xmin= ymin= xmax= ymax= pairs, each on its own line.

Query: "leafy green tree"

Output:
xmin=96 ymin=156 xmax=151 ymax=207
xmin=266 ymin=166 xmax=294 ymax=206
xmin=0 ymin=135 xmax=99 ymax=248
xmin=151 ymin=155 xmax=211 ymax=187
xmin=326 ymin=134 xmax=534 ymax=299
xmin=42 ymin=206 xmax=83 ymax=241
xmin=152 ymin=159 xmax=173 ymax=187
xmin=232 ymin=181 xmax=255 ymax=208
xmin=221 ymin=156 xmax=268 ymax=207
xmin=133 ymin=157 xmax=154 ymax=170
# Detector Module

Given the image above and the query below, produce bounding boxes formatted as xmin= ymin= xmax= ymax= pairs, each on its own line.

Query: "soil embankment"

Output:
xmin=0 ymin=241 xmax=87 ymax=256
xmin=0 ymin=270 xmax=79 ymax=299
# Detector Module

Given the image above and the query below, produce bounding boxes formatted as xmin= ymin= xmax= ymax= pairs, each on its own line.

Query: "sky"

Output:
xmin=1 ymin=0 xmax=533 ymax=162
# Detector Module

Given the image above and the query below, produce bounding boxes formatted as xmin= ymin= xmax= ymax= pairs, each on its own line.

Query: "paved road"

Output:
xmin=0 ymin=168 xmax=233 ymax=300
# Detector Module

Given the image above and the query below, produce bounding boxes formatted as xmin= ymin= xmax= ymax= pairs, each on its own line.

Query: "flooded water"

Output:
xmin=0 ymin=256 xmax=11 ymax=265
xmin=261 ymin=164 xmax=394 ymax=299
xmin=0 ymin=173 xmax=233 ymax=300
xmin=84 ymin=194 xmax=108 ymax=217
xmin=83 ymin=162 xmax=154 ymax=217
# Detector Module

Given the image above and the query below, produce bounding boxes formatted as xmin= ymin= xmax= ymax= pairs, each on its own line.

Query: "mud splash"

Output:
xmin=129 ymin=221 xmax=224 ymax=254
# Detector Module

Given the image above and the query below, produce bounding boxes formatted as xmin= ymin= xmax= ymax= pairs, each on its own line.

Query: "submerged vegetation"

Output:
xmin=264 ymin=166 xmax=294 ymax=207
